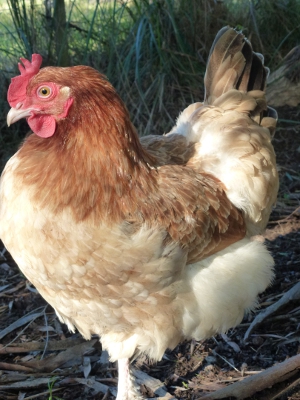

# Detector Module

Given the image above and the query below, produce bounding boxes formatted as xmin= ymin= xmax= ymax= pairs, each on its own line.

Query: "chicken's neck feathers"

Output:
xmin=15 ymin=91 xmax=157 ymax=223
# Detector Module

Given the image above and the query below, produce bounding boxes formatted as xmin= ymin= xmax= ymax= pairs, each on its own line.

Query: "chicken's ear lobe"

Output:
xmin=7 ymin=54 xmax=43 ymax=108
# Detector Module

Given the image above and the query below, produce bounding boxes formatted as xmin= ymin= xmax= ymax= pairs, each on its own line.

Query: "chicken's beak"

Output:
xmin=7 ymin=105 xmax=33 ymax=127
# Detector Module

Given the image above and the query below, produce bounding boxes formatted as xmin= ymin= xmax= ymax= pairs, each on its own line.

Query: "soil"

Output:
xmin=0 ymin=106 xmax=299 ymax=400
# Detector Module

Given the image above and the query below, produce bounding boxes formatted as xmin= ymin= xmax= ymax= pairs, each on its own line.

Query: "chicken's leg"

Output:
xmin=116 ymin=358 xmax=143 ymax=400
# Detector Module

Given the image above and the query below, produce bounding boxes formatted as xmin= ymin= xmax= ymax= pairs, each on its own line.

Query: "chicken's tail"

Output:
xmin=204 ymin=26 xmax=267 ymax=101
xmin=169 ymin=26 xmax=279 ymax=235
xmin=204 ymin=26 xmax=277 ymax=133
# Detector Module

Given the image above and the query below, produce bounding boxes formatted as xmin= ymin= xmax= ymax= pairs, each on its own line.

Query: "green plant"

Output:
xmin=182 ymin=380 xmax=189 ymax=389
xmin=48 ymin=376 xmax=63 ymax=400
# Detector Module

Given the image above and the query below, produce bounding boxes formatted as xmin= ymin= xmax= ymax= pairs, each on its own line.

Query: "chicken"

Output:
xmin=0 ymin=27 xmax=278 ymax=399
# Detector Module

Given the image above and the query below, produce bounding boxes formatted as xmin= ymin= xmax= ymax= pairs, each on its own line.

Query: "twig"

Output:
xmin=244 ymin=281 xmax=300 ymax=341
xmin=40 ymin=308 xmax=49 ymax=360
xmin=212 ymin=351 xmax=240 ymax=373
xmin=268 ymin=206 xmax=300 ymax=224
xmin=269 ymin=375 xmax=300 ymax=400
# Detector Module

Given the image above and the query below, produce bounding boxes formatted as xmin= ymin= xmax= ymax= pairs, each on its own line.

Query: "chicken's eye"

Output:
xmin=37 ymin=86 xmax=52 ymax=98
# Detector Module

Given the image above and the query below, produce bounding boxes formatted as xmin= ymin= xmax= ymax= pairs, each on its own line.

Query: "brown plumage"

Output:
xmin=0 ymin=27 xmax=278 ymax=399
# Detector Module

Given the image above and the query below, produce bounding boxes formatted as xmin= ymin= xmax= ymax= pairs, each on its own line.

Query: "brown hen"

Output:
xmin=0 ymin=27 xmax=278 ymax=399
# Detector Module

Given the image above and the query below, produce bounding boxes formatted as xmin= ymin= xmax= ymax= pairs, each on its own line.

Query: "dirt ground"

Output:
xmin=0 ymin=106 xmax=299 ymax=400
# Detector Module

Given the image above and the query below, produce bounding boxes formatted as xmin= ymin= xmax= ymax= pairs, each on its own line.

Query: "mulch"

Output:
xmin=0 ymin=106 xmax=299 ymax=400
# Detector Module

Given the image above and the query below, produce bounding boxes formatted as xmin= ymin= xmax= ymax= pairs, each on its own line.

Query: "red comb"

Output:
xmin=7 ymin=54 xmax=43 ymax=107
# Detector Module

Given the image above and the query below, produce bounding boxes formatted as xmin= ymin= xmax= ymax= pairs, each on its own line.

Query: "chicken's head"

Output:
xmin=7 ymin=54 xmax=73 ymax=138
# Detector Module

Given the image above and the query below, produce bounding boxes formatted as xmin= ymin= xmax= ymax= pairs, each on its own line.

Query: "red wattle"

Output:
xmin=28 ymin=115 xmax=56 ymax=138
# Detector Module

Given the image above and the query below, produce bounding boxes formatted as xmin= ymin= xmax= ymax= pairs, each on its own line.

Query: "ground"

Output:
xmin=0 ymin=106 xmax=299 ymax=400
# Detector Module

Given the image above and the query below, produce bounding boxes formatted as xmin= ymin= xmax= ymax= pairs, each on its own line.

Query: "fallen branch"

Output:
xmin=198 ymin=353 xmax=300 ymax=399
xmin=0 ymin=337 xmax=85 ymax=354
xmin=0 ymin=362 xmax=35 ymax=372
xmin=20 ymin=339 xmax=97 ymax=372
xmin=244 ymin=281 xmax=300 ymax=340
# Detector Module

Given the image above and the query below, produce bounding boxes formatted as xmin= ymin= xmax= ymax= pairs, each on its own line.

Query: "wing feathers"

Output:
xmin=156 ymin=166 xmax=246 ymax=263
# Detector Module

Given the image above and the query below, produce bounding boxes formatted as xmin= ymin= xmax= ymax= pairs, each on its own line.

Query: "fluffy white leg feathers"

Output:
xmin=116 ymin=358 xmax=143 ymax=400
